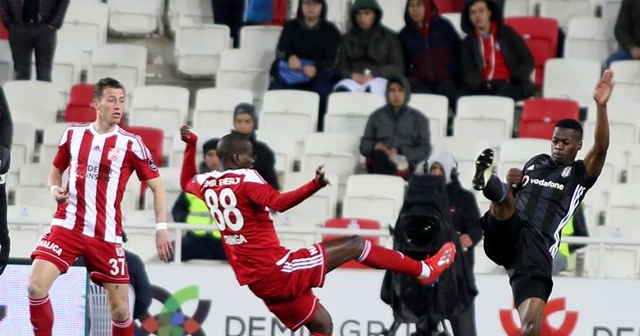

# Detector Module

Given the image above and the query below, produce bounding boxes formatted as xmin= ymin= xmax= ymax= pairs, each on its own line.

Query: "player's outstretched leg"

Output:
xmin=322 ymin=237 xmax=456 ymax=285
xmin=473 ymin=148 xmax=508 ymax=203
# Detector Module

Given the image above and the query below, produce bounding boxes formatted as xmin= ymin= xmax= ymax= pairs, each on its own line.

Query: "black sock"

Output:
xmin=483 ymin=174 xmax=508 ymax=203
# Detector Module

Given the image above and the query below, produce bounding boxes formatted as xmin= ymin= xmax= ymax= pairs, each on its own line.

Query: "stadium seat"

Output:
xmin=121 ymin=126 xmax=164 ymax=168
xmin=129 ymin=85 xmax=190 ymax=162
xmin=280 ymin=172 xmax=339 ymax=224
xmin=175 ymin=22 xmax=230 ymax=77
xmin=51 ymin=41 xmax=84 ymax=111
xmin=497 ymin=138 xmax=551 ymax=178
xmin=584 ymin=244 xmax=640 ymax=279
xmin=433 ymin=0 xmax=465 ymax=13
xmin=6 ymin=205 xmax=52 ymax=258
xmin=0 ymin=40 xmax=13 ymax=86
xmin=59 ymin=0 xmax=109 ymax=69
xmin=122 ymin=210 xmax=158 ymax=261
xmin=583 ymin=113 xmax=639 ymax=150
xmin=410 ymin=93 xmax=449 ymax=140
xmin=542 ymin=58 xmax=601 ymax=107
xmin=8 ymin=122 xmax=36 ymax=191
xmin=624 ymin=144 xmax=640 ymax=184
xmin=4 ymin=80 xmax=58 ymax=124
xmin=40 ymin=123 xmax=71 ymax=166
xmin=324 ymin=92 xmax=386 ymax=135
xmin=518 ymin=98 xmax=580 ymax=139
xmin=341 ymin=174 xmax=406 ymax=228
xmin=601 ymin=0 xmax=623 ymax=20
xmin=504 ymin=0 xmax=531 ymax=17
xmin=432 ymin=136 xmax=493 ymax=191
xmin=322 ymin=218 xmax=382 ymax=269
xmin=300 ymin=132 xmax=360 ymax=198
xmin=170 ymin=126 xmax=219 ymax=168
xmin=538 ymin=0 xmax=594 ymax=30
xmin=377 ymin=0 xmax=404 ymax=32
xmin=505 ymin=17 xmax=559 ymax=88
xmin=258 ymin=130 xmax=297 ymax=176
xmin=167 ymin=0 xmax=214 ymax=34
xmin=216 ymin=49 xmax=273 ymax=110
xmin=64 ymin=83 xmax=96 ymax=123
xmin=88 ymin=44 xmax=148 ymax=97
xmin=191 ymin=87 xmax=253 ymax=134
xmin=106 ymin=0 xmax=163 ymax=35
xmin=603 ymin=183 xmax=640 ymax=227
xmin=239 ymin=25 xmax=282 ymax=51
xmin=144 ymin=167 xmax=182 ymax=211
xmin=260 ymin=90 xmax=320 ymax=158
xmin=609 ymin=60 xmax=640 ymax=103
xmin=454 ymin=96 xmax=515 ymax=145
xmin=564 ymin=17 xmax=615 ymax=63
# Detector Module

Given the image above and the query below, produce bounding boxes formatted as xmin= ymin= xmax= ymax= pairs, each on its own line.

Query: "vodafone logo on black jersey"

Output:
xmin=522 ymin=175 xmax=565 ymax=191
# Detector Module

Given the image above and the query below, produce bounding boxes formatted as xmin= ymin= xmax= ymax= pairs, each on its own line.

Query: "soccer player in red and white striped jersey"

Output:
xmin=179 ymin=128 xmax=458 ymax=336
xmin=28 ymin=78 xmax=173 ymax=336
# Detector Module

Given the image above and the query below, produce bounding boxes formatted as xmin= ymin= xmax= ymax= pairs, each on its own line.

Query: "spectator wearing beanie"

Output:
xmin=172 ymin=137 xmax=226 ymax=261
xmin=231 ymin=103 xmax=280 ymax=190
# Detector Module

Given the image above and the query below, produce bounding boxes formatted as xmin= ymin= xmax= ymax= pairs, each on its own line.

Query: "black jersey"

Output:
xmin=515 ymin=154 xmax=598 ymax=258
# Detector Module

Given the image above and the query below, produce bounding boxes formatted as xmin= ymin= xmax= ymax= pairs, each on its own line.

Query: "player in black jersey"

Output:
xmin=472 ymin=69 xmax=613 ymax=336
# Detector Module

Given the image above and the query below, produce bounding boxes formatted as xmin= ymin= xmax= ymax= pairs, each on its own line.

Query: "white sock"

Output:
xmin=420 ymin=261 xmax=432 ymax=277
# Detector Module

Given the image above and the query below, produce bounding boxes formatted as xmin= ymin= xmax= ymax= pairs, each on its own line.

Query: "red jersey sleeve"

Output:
xmin=130 ymin=135 xmax=160 ymax=181
xmin=244 ymin=173 xmax=324 ymax=212
xmin=52 ymin=128 xmax=72 ymax=171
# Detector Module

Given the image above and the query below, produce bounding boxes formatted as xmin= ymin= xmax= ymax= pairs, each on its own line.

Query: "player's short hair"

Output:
xmin=555 ymin=119 xmax=583 ymax=139
xmin=217 ymin=133 xmax=250 ymax=161
xmin=94 ymin=77 xmax=125 ymax=99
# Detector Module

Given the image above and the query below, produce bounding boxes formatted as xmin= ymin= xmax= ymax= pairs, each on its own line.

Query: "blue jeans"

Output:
xmin=605 ymin=48 xmax=632 ymax=68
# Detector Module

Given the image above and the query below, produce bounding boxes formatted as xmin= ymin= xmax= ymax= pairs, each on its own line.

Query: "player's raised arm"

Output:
xmin=179 ymin=125 xmax=200 ymax=192
xmin=584 ymin=69 xmax=613 ymax=178
xmin=247 ymin=165 xmax=329 ymax=212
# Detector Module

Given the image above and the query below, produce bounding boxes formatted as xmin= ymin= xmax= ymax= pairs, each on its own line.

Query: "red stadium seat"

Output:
xmin=519 ymin=98 xmax=580 ymax=139
xmin=322 ymin=218 xmax=382 ymax=269
xmin=433 ymin=0 xmax=465 ymax=13
xmin=65 ymin=84 xmax=96 ymax=122
xmin=120 ymin=125 xmax=164 ymax=168
xmin=505 ymin=17 xmax=559 ymax=89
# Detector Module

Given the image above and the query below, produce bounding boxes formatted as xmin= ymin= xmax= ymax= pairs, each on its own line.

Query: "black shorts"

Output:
xmin=482 ymin=212 xmax=553 ymax=307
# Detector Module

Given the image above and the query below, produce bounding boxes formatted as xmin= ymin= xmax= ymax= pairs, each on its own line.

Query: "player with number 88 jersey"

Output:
xmin=179 ymin=127 xmax=458 ymax=336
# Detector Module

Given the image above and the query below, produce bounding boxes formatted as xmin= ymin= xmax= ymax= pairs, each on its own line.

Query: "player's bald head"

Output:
xmin=217 ymin=133 xmax=251 ymax=162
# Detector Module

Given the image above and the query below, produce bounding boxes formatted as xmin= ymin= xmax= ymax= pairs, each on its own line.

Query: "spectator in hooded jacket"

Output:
xmin=360 ymin=75 xmax=431 ymax=177
xmin=459 ymin=0 xmax=534 ymax=101
xmin=399 ymin=0 xmax=461 ymax=111
xmin=0 ymin=0 xmax=69 ymax=81
xmin=334 ymin=0 xmax=404 ymax=95
xmin=424 ymin=150 xmax=481 ymax=336
xmin=231 ymin=103 xmax=280 ymax=190
xmin=269 ymin=0 xmax=341 ymax=131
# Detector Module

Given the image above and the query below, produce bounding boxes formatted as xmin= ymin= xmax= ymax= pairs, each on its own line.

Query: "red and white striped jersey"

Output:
xmin=51 ymin=123 xmax=159 ymax=243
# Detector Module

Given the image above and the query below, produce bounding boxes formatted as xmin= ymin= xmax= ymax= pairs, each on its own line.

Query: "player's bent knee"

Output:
xmin=109 ymin=303 xmax=130 ymax=321
xmin=27 ymin=282 xmax=48 ymax=299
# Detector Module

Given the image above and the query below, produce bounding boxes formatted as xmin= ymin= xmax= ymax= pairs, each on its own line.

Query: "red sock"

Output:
xmin=112 ymin=314 xmax=134 ymax=336
xmin=29 ymin=295 xmax=54 ymax=336
xmin=357 ymin=240 xmax=422 ymax=277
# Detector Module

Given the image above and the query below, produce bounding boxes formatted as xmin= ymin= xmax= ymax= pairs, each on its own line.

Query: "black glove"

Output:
xmin=0 ymin=146 xmax=9 ymax=175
